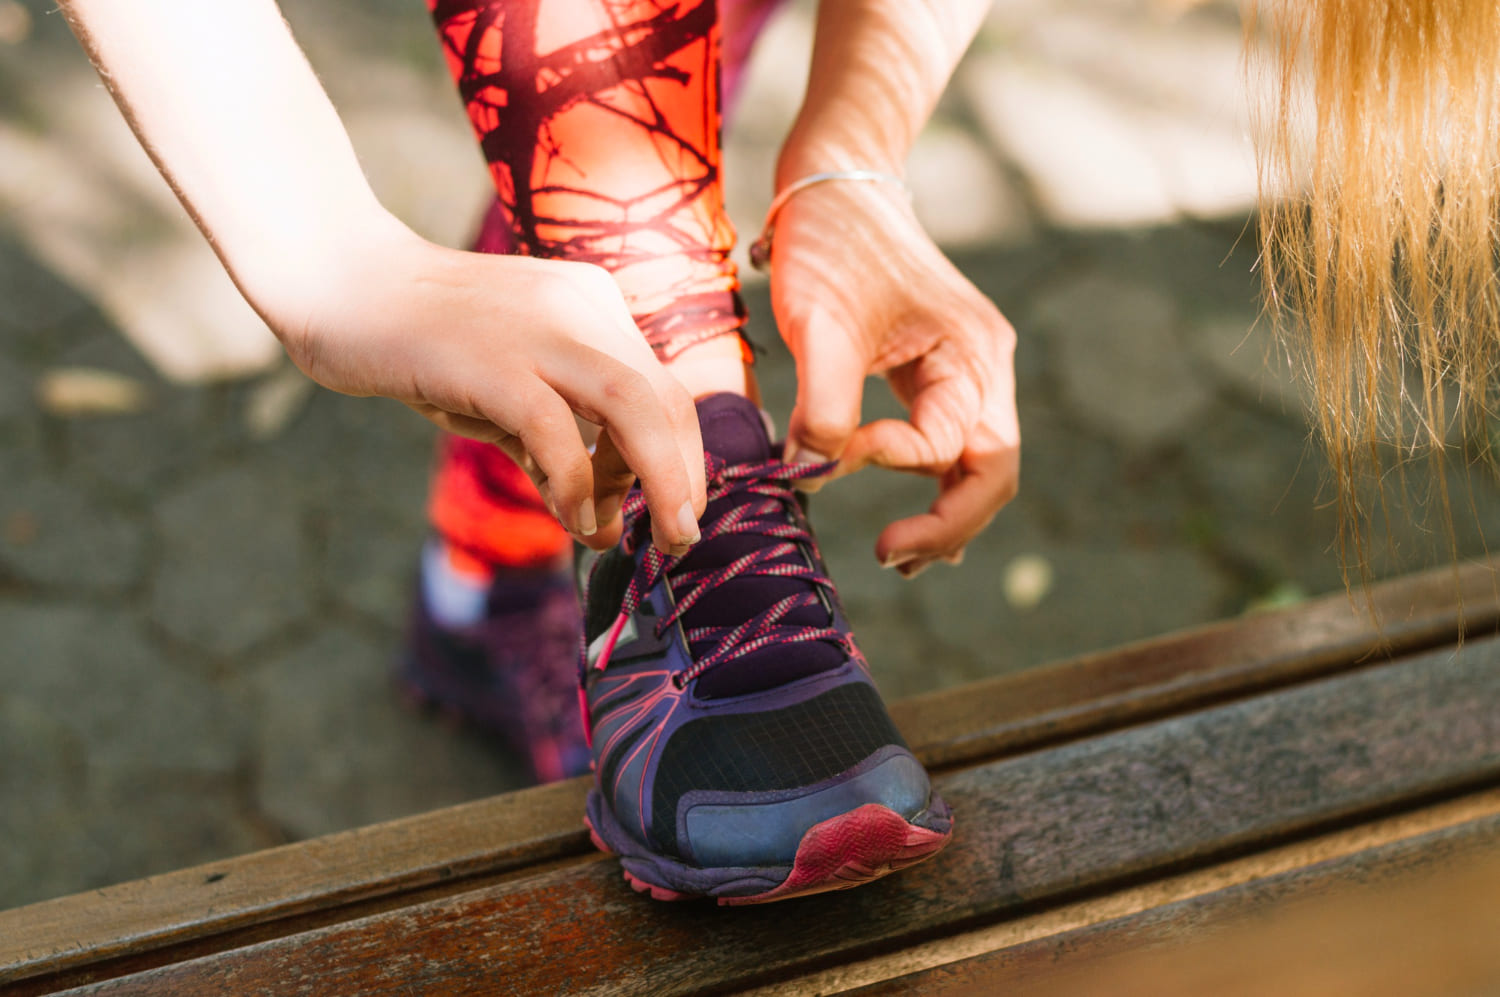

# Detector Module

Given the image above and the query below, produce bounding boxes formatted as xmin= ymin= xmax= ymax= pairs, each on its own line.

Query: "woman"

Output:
xmin=58 ymin=0 xmax=1017 ymax=904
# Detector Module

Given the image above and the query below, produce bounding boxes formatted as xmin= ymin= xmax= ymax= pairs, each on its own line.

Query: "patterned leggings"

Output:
xmin=424 ymin=0 xmax=782 ymax=568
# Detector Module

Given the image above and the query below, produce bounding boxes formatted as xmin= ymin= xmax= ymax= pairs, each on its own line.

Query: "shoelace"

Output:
xmin=589 ymin=455 xmax=848 ymax=686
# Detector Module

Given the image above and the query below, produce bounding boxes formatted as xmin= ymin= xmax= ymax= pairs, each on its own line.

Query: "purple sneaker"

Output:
xmin=401 ymin=562 xmax=591 ymax=783
xmin=578 ymin=393 xmax=953 ymax=904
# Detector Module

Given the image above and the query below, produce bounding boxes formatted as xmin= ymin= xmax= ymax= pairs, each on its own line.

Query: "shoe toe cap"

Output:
xmin=680 ymin=746 xmax=932 ymax=868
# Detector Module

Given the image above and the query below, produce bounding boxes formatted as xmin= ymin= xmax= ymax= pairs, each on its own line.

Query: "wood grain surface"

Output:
xmin=5 ymin=558 xmax=1494 ymax=991
xmin=839 ymin=811 xmax=1500 ymax=996
xmin=739 ymin=789 xmax=1500 ymax=996
xmin=30 ymin=634 xmax=1500 ymax=997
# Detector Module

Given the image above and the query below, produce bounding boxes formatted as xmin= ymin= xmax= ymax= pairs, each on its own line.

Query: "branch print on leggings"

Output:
xmin=428 ymin=0 xmax=744 ymax=359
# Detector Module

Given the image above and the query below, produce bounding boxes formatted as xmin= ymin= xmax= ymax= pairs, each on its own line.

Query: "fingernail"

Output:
xmin=943 ymin=550 xmax=965 ymax=566
xmin=596 ymin=493 xmax=622 ymax=527
xmin=577 ymin=497 xmax=597 ymax=537
xmin=897 ymin=560 xmax=931 ymax=580
xmin=881 ymin=552 xmax=918 ymax=570
xmin=786 ymin=445 xmax=831 ymax=466
xmin=676 ymin=501 xmax=701 ymax=546
xmin=538 ymin=481 xmax=557 ymax=519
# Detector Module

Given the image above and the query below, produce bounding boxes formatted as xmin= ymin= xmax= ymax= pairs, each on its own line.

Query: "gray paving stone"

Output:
xmin=69 ymin=776 xmax=270 ymax=902
xmin=322 ymin=501 xmax=422 ymax=627
xmin=252 ymin=388 xmax=434 ymax=515
xmin=853 ymin=604 xmax=987 ymax=702
xmin=0 ymin=603 xmax=249 ymax=775
xmin=0 ymin=473 xmax=146 ymax=592
xmin=1181 ymin=401 xmax=1345 ymax=598
xmin=0 ymin=351 xmax=29 ymax=424
xmin=0 ymin=695 xmax=89 ymax=908
xmin=0 ymin=238 xmax=91 ymax=361
xmin=245 ymin=627 xmax=525 ymax=840
xmin=908 ymin=123 xmax=1034 ymax=247
xmin=50 ymin=333 xmax=239 ymax=496
xmin=915 ymin=502 xmax=1234 ymax=675
xmin=1032 ymin=270 xmax=1216 ymax=450
xmin=0 ymin=351 xmax=43 ymax=474
xmin=1187 ymin=311 xmax=1315 ymax=418
xmin=963 ymin=51 xmax=1177 ymax=228
xmin=1128 ymin=222 xmax=1261 ymax=318
xmin=0 ymin=765 xmax=267 ymax=908
xmin=150 ymin=464 xmax=311 ymax=657
xmin=1016 ymin=399 xmax=1200 ymax=546
xmin=1356 ymin=453 xmax=1500 ymax=583
xmin=0 ymin=693 xmax=83 ymax=825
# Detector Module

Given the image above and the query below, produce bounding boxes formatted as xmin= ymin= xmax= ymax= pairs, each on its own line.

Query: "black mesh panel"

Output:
xmin=583 ymin=547 xmax=635 ymax=644
xmin=649 ymin=681 xmax=907 ymax=855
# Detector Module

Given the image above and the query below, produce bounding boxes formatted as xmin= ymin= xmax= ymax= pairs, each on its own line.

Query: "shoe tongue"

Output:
xmin=677 ymin=394 xmax=844 ymax=699
xmin=695 ymin=392 xmax=774 ymax=466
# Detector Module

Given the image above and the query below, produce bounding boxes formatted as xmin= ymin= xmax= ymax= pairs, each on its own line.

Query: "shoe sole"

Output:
xmin=585 ymin=789 xmax=953 ymax=906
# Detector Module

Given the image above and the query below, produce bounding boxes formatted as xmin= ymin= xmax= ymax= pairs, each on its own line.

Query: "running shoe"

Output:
xmin=579 ymin=393 xmax=953 ymax=904
xmin=401 ymin=557 xmax=592 ymax=783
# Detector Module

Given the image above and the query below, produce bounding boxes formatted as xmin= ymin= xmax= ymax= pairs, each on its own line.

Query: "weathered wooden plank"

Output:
xmin=839 ymin=814 xmax=1500 ymax=996
xmin=5 ymin=559 xmax=1492 ymax=989
xmin=0 ymin=779 xmax=588 ymax=989
xmin=740 ymin=789 xmax=1500 ymax=997
xmin=41 ymin=634 xmax=1500 ymax=997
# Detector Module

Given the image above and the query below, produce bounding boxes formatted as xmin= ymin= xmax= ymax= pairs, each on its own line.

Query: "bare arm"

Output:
xmin=57 ymin=0 xmax=707 ymax=555
xmin=59 ymin=0 xmax=389 ymax=320
xmin=768 ymin=0 xmax=1018 ymax=576
xmin=779 ymin=0 xmax=991 ymax=182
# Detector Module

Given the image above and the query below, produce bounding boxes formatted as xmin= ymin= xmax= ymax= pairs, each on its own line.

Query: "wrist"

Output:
xmin=235 ymin=201 xmax=415 ymax=347
xmin=776 ymin=125 xmax=905 ymax=192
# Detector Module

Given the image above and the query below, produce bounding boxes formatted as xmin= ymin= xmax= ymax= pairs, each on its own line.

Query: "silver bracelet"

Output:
xmin=748 ymin=169 xmax=911 ymax=272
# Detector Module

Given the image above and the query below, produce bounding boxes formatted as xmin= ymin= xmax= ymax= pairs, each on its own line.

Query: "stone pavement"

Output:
xmin=3 ymin=0 xmax=1498 ymax=909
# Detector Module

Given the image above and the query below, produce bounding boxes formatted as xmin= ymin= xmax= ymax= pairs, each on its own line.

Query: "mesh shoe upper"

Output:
xmin=580 ymin=393 xmax=927 ymax=865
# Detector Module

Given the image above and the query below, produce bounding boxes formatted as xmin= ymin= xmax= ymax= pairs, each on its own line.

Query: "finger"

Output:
xmin=487 ymin=386 xmax=597 ymax=541
xmin=874 ymin=446 xmax=1019 ymax=566
xmin=540 ymin=344 xmax=703 ymax=556
xmin=840 ymin=374 xmax=978 ymax=477
xmin=549 ymin=262 xmax=708 ymax=522
xmin=407 ymin=403 xmax=553 ymax=512
xmin=784 ymin=317 xmax=867 ymax=483
xmin=585 ymin=428 xmax=634 ymax=551
xmin=893 ymin=546 xmax=965 ymax=581
xmin=405 ymin=402 xmax=511 ymax=446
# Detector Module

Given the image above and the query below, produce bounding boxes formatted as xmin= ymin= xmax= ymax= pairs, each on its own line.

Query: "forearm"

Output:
xmin=778 ymin=0 xmax=990 ymax=184
xmin=58 ymin=0 xmax=402 ymax=330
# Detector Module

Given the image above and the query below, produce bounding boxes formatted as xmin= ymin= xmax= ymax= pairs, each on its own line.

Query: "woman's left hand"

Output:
xmin=767 ymin=179 xmax=1020 ymax=576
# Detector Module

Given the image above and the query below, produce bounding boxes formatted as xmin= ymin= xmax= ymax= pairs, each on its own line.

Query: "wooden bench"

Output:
xmin=4 ymin=560 xmax=1500 ymax=995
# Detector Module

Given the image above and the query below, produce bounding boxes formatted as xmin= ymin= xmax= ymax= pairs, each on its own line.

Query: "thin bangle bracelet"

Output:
xmin=748 ymin=169 xmax=910 ymax=272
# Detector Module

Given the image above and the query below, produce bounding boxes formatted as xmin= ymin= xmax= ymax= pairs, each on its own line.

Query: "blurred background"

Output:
xmin=1 ymin=0 xmax=1496 ymax=909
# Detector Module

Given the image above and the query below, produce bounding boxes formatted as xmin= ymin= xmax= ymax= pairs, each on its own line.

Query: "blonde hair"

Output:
xmin=1250 ymin=0 xmax=1500 ymax=580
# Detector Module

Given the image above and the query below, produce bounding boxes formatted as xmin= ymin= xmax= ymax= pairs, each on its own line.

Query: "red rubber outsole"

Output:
xmin=588 ymin=803 xmax=951 ymax=906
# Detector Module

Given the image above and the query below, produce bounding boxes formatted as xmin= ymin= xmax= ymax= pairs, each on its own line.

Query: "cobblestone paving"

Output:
xmin=3 ymin=0 xmax=1498 ymax=909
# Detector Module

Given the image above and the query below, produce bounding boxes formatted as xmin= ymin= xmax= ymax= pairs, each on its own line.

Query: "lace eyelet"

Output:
xmin=670 ymin=672 xmax=686 ymax=690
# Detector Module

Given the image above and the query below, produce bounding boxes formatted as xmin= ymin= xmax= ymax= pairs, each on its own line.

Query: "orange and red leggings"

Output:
xmin=425 ymin=0 xmax=781 ymax=570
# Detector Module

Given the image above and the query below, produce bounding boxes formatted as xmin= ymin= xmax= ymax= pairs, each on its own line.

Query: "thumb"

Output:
xmin=785 ymin=323 xmax=868 ymax=469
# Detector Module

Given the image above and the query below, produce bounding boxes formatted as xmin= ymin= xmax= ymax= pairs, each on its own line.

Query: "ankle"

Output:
xmin=662 ymin=335 xmax=760 ymax=405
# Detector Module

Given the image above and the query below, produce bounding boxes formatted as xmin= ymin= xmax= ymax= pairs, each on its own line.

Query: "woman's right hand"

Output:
xmin=270 ymin=220 xmax=706 ymax=556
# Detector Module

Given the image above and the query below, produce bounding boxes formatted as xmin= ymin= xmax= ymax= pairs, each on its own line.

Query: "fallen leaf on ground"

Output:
xmin=244 ymin=365 xmax=315 ymax=441
xmin=36 ymin=367 xmax=152 ymax=417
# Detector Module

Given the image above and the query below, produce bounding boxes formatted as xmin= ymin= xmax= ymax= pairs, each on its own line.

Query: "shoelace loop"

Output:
xmin=603 ymin=455 xmax=847 ymax=684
